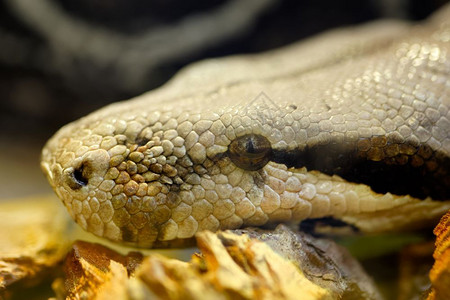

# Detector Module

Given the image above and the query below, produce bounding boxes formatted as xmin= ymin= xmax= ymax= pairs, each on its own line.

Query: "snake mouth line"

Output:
xmin=271 ymin=143 xmax=450 ymax=201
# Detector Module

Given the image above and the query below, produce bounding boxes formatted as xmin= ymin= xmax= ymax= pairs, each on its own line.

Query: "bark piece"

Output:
xmin=0 ymin=195 xmax=72 ymax=297
xmin=428 ymin=211 xmax=450 ymax=300
xmin=61 ymin=231 xmax=333 ymax=299
xmin=60 ymin=226 xmax=383 ymax=299
xmin=233 ymin=225 xmax=383 ymax=300
xmin=137 ymin=230 xmax=332 ymax=300
xmin=397 ymin=242 xmax=434 ymax=300
xmin=63 ymin=240 xmax=143 ymax=300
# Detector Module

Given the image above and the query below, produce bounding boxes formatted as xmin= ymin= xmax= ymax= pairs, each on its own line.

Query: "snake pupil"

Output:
xmin=246 ymin=140 xmax=255 ymax=153
xmin=228 ymin=134 xmax=272 ymax=171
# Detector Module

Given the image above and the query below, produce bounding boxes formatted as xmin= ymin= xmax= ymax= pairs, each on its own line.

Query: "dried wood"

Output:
xmin=60 ymin=225 xmax=383 ymax=300
xmin=428 ymin=211 xmax=450 ymax=300
xmin=0 ymin=196 xmax=72 ymax=297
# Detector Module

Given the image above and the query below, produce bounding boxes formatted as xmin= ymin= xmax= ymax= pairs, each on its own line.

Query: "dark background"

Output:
xmin=0 ymin=0 xmax=448 ymax=198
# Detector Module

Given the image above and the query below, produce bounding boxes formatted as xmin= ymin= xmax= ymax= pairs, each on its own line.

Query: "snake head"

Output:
xmin=41 ymin=89 xmax=450 ymax=249
xmin=41 ymin=5 xmax=450 ymax=247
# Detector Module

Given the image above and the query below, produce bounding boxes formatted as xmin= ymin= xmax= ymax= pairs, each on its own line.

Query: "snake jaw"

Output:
xmin=261 ymin=162 xmax=450 ymax=233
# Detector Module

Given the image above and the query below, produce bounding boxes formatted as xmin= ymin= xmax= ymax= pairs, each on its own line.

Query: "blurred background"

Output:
xmin=0 ymin=0 xmax=448 ymax=199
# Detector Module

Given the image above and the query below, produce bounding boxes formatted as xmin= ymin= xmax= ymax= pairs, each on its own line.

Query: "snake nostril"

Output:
xmin=63 ymin=149 xmax=110 ymax=190
xmin=64 ymin=165 xmax=89 ymax=190
xmin=73 ymin=165 xmax=88 ymax=187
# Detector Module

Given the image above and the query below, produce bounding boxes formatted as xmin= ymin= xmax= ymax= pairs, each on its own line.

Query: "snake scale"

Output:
xmin=41 ymin=5 xmax=450 ymax=248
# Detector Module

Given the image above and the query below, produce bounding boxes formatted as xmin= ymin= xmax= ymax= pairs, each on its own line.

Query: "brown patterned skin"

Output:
xmin=41 ymin=5 xmax=450 ymax=247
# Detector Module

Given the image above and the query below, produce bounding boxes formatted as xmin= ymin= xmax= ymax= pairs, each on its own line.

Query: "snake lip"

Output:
xmin=40 ymin=161 xmax=53 ymax=182
xmin=272 ymin=144 xmax=450 ymax=201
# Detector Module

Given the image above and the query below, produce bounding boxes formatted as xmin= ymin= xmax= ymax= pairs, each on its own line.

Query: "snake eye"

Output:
xmin=228 ymin=134 xmax=272 ymax=171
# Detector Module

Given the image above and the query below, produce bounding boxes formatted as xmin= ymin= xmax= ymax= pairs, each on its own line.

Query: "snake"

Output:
xmin=41 ymin=5 xmax=450 ymax=248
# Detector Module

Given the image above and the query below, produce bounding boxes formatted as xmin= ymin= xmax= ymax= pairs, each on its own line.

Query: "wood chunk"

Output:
xmin=63 ymin=240 xmax=143 ymax=299
xmin=60 ymin=226 xmax=382 ymax=299
xmin=428 ymin=211 xmax=450 ymax=300
xmin=232 ymin=225 xmax=383 ymax=300
xmin=0 ymin=195 xmax=72 ymax=297
xmin=398 ymin=242 xmax=434 ymax=300
xmin=137 ymin=255 xmax=223 ymax=300
xmin=137 ymin=230 xmax=332 ymax=300
xmin=198 ymin=230 xmax=332 ymax=300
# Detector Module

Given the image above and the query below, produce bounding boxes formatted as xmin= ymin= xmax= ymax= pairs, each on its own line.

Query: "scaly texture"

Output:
xmin=41 ymin=5 xmax=450 ymax=247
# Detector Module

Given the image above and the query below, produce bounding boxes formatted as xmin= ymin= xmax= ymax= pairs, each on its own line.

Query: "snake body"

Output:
xmin=42 ymin=6 xmax=450 ymax=247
